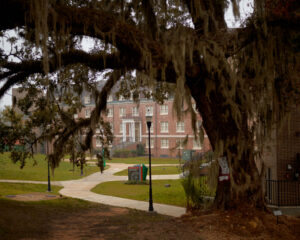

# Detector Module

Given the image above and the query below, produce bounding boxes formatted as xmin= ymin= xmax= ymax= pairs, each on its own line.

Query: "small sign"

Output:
xmin=273 ymin=210 xmax=282 ymax=216
xmin=218 ymin=157 xmax=230 ymax=182
xmin=218 ymin=157 xmax=229 ymax=174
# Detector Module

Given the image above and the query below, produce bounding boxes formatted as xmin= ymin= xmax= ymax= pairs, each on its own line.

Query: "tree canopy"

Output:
xmin=0 ymin=0 xmax=299 ymax=209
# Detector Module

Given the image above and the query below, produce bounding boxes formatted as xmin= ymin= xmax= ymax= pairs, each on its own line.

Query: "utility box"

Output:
xmin=128 ymin=166 xmax=142 ymax=181
xmin=182 ymin=150 xmax=195 ymax=161
xmin=128 ymin=164 xmax=148 ymax=181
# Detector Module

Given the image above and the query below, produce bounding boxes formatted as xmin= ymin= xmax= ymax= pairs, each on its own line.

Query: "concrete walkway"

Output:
xmin=1 ymin=163 xmax=186 ymax=217
xmin=59 ymin=163 xmax=186 ymax=217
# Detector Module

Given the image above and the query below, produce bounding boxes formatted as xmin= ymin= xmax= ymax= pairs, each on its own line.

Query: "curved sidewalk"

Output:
xmin=0 ymin=163 xmax=186 ymax=217
xmin=59 ymin=163 xmax=186 ymax=217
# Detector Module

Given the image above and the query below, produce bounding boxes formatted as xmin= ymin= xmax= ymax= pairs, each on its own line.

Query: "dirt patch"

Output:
xmin=180 ymin=206 xmax=300 ymax=240
xmin=5 ymin=192 xmax=61 ymax=201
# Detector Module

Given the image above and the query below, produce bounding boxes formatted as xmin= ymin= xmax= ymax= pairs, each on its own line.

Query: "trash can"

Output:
xmin=142 ymin=164 xmax=148 ymax=181
xmin=182 ymin=150 xmax=195 ymax=161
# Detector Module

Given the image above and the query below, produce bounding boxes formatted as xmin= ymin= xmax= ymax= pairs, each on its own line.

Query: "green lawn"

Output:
xmin=0 ymin=197 xmax=172 ymax=240
xmin=114 ymin=166 xmax=181 ymax=176
xmin=91 ymin=180 xmax=187 ymax=207
xmin=0 ymin=152 xmax=100 ymax=181
xmin=107 ymin=156 xmax=181 ymax=164
xmin=0 ymin=182 xmax=62 ymax=196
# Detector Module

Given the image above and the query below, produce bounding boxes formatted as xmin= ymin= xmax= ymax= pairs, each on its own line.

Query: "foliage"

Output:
xmin=112 ymin=149 xmax=137 ymax=158
xmin=0 ymin=152 xmax=99 ymax=181
xmin=181 ymin=175 xmax=215 ymax=209
xmin=0 ymin=0 xmax=299 ymax=208
xmin=136 ymin=143 xmax=145 ymax=156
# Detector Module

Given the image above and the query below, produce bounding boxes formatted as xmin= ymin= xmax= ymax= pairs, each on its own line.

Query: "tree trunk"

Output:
xmin=187 ymin=78 xmax=266 ymax=210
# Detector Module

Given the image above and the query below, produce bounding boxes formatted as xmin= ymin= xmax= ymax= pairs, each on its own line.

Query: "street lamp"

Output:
xmin=146 ymin=109 xmax=154 ymax=212
xmin=46 ymin=138 xmax=51 ymax=192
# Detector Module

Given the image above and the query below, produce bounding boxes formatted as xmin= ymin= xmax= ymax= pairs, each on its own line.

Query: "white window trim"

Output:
xmin=146 ymin=123 xmax=154 ymax=133
xmin=160 ymin=105 xmax=168 ymax=115
xmin=146 ymin=138 xmax=154 ymax=149
xmin=193 ymin=139 xmax=202 ymax=150
xmin=176 ymin=139 xmax=184 ymax=150
xmin=96 ymin=139 xmax=102 ymax=147
xmin=161 ymin=139 xmax=169 ymax=149
xmin=85 ymin=109 xmax=91 ymax=118
xmin=145 ymin=106 xmax=153 ymax=116
xmin=120 ymin=123 xmax=123 ymax=133
xmin=160 ymin=122 xmax=169 ymax=133
xmin=120 ymin=108 xmax=126 ymax=117
xmin=84 ymin=96 xmax=91 ymax=104
xmin=107 ymin=108 xmax=113 ymax=117
xmin=176 ymin=121 xmax=185 ymax=133
xmin=132 ymin=107 xmax=139 ymax=116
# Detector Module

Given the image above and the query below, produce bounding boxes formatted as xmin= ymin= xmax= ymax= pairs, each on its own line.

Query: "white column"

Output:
xmin=122 ymin=122 xmax=126 ymax=142
xmin=139 ymin=121 xmax=142 ymax=142
xmin=128 ymin=123 xmax=132 ymax=142
xmin=132 ymin=122 xmax=135 ymax=142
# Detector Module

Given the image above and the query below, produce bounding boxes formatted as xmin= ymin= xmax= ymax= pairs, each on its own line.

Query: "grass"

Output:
xmin=106 ymin=156 xmax=181 ymax=164
xmin=91 ymin=179 xmax=187 ymax=207
xmin=0 ymin=152 xmax=100 ymax=181
xmin=114 ymin=165 xmax=181 ymax=176
xmin=0 ymin=197 xmax=171 ymax=240
xmin=0 ymin=182 xmax=62 ymax=196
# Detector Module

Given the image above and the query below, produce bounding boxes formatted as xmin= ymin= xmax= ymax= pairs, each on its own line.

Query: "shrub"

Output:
xmin=136 ymin=143 xmax=145 ymax=156
xmin=113 ymin=149 xmax=137 ymax=158
xmin=181 ymin=175 xmax=215 ymax=209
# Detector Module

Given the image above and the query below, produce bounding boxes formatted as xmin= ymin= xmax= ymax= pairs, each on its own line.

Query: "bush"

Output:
xmin=136 ymin=143 xmax=145 ymax=156
xmin=112 ymin=149 xmax=137 ymax=158
xmin=181 ymin=175 xmax=215 ymax=209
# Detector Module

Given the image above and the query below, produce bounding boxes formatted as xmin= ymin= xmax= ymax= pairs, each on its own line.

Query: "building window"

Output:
xmin=85 ymin=109 xmax=91 ymax=118
xmin=160 ymin=105 xmax=168 ymax=115
xmin=132 ymin=106 xmax=139 ymax=116
xmin=120 ymin=108 xmax=126 ymax=117
xmin=109 ymin=122 xmax=114 ymax=133
xmin=146 ymin=123 xmax=154 ymax=133
xmin=107 ymin=108 xmax=113 ymax=117
xmin=119 ymin=95 xmax=125 ymax=101
xmin=107 ymin=95 xmax=113 ymax=102
xmin=120 ymin=123 xmax=123 ymax=133
xmin=96 ymin=139 xmax=102 ymax=147
xmin=96 ymin=128 xmax=100 ymax=134
xmin=145 ymin=106 xmax=153 ymax=116
xmin=176 ymin=139 xmax=184 ymax=149
xmin=74 ymin=113 xmax=78 ymax=119
xmin=84 ymin=95 xmax=91 ymax=104
xmin=146 ymin=138 xmax=154 ymax=148
xmin=193 ymin=139 xmax=202 ymax=150
xmin=161 ymin=121 xmax=169 ymax=133
xmin=176 ymin=121 xmax=185 ymax=133
xmin=161 ymin=139 xmax=169 ymax=149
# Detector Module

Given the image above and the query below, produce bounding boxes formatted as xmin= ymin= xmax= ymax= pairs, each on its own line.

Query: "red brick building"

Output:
xmin=76 ymin=89 xmax=211 ymax=158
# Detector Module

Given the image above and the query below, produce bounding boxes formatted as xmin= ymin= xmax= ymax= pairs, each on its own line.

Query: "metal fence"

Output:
xmin=265 ymin=180 xmax=300 ymax=206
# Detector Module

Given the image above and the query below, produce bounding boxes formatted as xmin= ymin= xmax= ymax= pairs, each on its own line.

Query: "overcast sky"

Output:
xmin=0 ymin=0 xmax=253 ymax=110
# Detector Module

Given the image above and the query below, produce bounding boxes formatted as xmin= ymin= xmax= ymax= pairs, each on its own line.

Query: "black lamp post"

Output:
xmin=146 ymin=111 xmax=154 ymax=212
xmin=46 ymin=139 xmax=51 ymax=192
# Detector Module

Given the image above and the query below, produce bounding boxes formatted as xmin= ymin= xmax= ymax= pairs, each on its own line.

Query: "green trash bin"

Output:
xmin=142 ymin=164 xmax=148 ymax=181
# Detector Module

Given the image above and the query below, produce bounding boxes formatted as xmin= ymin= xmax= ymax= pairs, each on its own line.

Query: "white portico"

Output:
xmin=121 ymin=118 xmax=142 ymax=142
